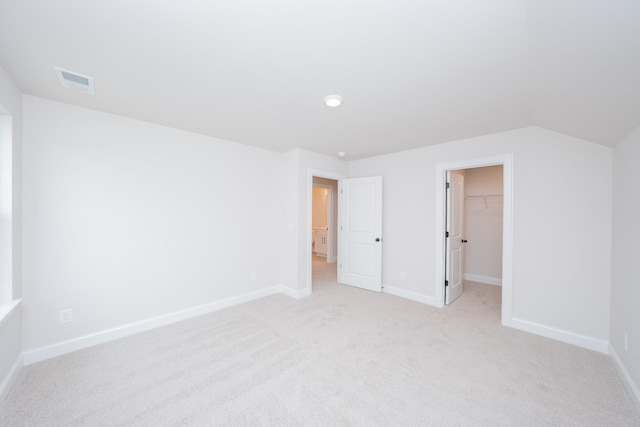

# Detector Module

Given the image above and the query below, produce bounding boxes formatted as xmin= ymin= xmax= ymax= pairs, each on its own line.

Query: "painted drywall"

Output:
xmin=280 ymin=150 xmax=301 ymax=295
xmin=21 ymin=95 xmax=286 ymax=351
xmin=611 ymin=124 xmax=640 ymax=396
xmin=463 ymin=166 xmax=503 ymax=284
xmin=0 ymin=66 xmax=22 ymax=398
xmin=349 ymin=127 xmax=612 ymax=342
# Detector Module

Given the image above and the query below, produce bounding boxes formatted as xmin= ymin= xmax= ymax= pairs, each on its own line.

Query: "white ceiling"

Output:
xmin=1 ymin=0 xmax=639 ymax=159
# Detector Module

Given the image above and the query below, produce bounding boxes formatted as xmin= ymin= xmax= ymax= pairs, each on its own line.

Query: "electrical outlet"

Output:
xmin=400 ymin=270 xmax=407 ymax=280
xmin=59 ymin=309 xmax=72 ymax=324
xmin=623 ymin=332 xmax=628 ymax=351
xmin=251 ymin=272 xmax=257 ymax=282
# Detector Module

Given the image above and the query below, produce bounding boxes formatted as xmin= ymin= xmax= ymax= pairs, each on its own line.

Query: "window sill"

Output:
xmin=0 ymin=299 xmax=21 ymax=328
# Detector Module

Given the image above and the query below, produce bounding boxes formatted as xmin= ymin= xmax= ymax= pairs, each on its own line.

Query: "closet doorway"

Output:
xmin=445 ymin=166 xmax=504 ymax=305
xmin=435 ymin=154 xmax=514 ymax=326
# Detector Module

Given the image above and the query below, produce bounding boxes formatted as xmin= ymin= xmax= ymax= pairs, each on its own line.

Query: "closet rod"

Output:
xmin=465 ymin=194 xmax=503 ymax=210
xmin=464 ymin=194 xmax=503 ymax=198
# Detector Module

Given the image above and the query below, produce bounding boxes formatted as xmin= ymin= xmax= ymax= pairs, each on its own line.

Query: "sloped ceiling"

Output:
xmin=0 ymin=0 xmax=638 ymax=159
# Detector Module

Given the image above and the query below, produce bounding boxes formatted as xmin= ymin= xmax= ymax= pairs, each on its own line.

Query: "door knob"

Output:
xmin=375 ymin=238 xmax=381 ymax=242
xmin=461 ymin=239 xmax=468 ymax=243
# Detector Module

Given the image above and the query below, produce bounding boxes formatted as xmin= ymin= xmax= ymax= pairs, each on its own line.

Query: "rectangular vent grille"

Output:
xmin=54 ymin=67 xmax=95 ymax=95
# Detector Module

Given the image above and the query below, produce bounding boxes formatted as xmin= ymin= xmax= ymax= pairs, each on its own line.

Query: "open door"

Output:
xmin=445 ymin=171 xmax=465 ymax=304
xmin=338 ymin=176 xmax=382 ymax=292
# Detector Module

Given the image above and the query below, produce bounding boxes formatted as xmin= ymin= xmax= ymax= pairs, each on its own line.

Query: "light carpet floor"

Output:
xmin=1 ymin=256 xmax=639 ymax=426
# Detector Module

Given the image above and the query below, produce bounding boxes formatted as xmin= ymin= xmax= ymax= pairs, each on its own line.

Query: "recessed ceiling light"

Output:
xmin=54 ymin=66 xmax=95 ymax=95
xmin=338 ymin=152 xmax=346 ymax=157
xmin=324 ymin=95 xmax=343 ymax=107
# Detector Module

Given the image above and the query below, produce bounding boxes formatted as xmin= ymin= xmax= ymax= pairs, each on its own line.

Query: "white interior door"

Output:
xmin=445 ymin=171 xmax=465 ymax=304
xmin=338 ymin=176 xmax=382 ymax=292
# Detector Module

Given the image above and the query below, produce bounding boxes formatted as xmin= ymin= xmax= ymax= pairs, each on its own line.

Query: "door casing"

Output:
xmin=306 ymin=169 xmax=346 ymax=296
xmin=435 ymin=155 xmax=513 ymax=326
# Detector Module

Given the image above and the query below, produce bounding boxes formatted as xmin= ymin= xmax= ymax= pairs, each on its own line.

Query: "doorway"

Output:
xmin=306 ymin=171 xmax=384 ymax=296
xmin=306 ymin=170 xmax=343 ymax=296
xmin=435 ymin=155 xmax=514 ymax=326
xmin=311 ymin=177 xmax=338 ymax=293
xmin=445 ymin=166 xmax=504 ymax=305
xmin=311 ymin=179 xmax=336 ymax=263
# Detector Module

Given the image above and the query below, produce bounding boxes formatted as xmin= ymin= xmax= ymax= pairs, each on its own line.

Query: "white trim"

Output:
xmin=0 ymin=354 xmax=22 ymax=403
xmin=306 ymin=169 xmax=346 ymax=296
xmin=510 ymin=317 xmax=609 ymax=354
xmin=0 ymin=298 xmax=21 ymax=328
xmin=276 ymin=284 xmax=309 ymax=300
xmin=609 ymin=345 xmax=640 ymax=412
xmin=23 ymin=286 xmax=286 ymax=365
xmin=382 ymin=285 xmax=438 ymax=307
xmin=435 ymin=154 xmax=514 ymax=328
xmin=464 ymin=274 xmax=502 ymax=286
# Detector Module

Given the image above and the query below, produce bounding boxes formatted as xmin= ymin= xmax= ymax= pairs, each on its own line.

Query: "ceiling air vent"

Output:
xmin=54 ymin=67 xmax=95 ymax=95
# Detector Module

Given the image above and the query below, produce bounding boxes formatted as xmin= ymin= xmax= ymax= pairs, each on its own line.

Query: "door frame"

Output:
xmin=306 ymin=169 xmax=346 ymax=296
xmin=435 ymin=154 xmax=514 ymax=327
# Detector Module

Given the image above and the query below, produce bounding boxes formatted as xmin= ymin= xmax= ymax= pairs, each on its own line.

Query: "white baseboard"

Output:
xmin=464 ymin=274 xmax=502 ymax=286
xmin=510 ymin=317 xmax=609 ymax=354
xmin=382 ymin=285 xmax=438 ymax=307
xmin=609 ymin=345 xmax=640 ymax=412
xmin=23 ymin=286 xmax=287 ymax=366
xmin=0 ymin=354 xmax=23 ymax=403
xmin=277 ymin=284 xmax=309 ymax=299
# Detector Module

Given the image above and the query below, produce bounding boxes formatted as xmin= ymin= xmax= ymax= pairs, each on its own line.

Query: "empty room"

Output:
xmin=1 ymin=1 xmax=639 ymax=425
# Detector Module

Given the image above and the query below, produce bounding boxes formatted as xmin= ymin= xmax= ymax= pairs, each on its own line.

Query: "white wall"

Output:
xmin=0 ymin=67 xmax=21 ymax=303
xmin=0 ymin=66 xmax=22 ymax=398
xmin=280 ymin=150 xmax=300 ymax=295
xmin=349 ymin=127 xmax=612 ymax=344
xmin=463 ymin=166 xmax=503 ymax=284
xmin=611 ymin=124 xmax=640 ymax=401
xmin=21 ymin=95 xmax=285 ymax=351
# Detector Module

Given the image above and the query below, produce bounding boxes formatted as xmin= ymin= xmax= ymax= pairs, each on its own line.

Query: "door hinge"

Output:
xmin=446 ymin=182 xmax=450 ymax=189
xmin=445 ymin=280 xmax=449 ymax=287
xmin=445 ymin=231 xmax=449 ymax=238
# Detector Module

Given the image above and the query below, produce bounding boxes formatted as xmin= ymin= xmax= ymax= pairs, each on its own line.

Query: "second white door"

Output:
xmin=338 ymin=176 xmax=383 ymax=292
